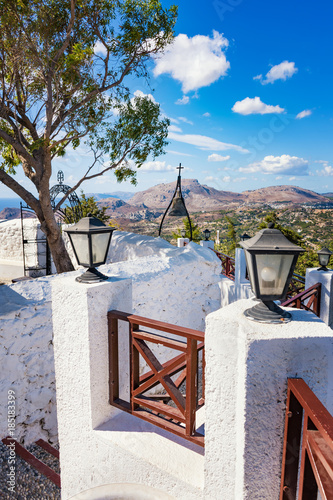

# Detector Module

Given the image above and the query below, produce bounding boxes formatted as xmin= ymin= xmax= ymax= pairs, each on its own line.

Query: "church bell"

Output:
xmin=168 ymin=192 xmax=188 ymax=217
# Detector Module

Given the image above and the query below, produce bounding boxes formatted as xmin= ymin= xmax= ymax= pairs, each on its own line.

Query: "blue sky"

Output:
xmin=1 ymin=0 xmax=333 ymax=198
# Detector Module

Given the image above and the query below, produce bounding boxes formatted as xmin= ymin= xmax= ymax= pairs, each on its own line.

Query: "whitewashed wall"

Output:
xmin=0 ymin=219 xmax=50 ymax=279
xmin=0 ymin=279 xmax=56 ymax=444
xmin=0 ymin=234 xmax=221 ymax=444
xmin=0 ymin=219 xmax=23 ymax=261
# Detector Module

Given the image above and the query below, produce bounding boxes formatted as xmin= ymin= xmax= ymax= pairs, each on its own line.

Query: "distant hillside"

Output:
xmin=0 ymin=182 xmax=330 ymax=220
xmin=0 ymin=207 xmax=36 ymax=220
xmin=97 ymin=197 xmax=162 ymax=221
xmin=241 ymin=185 xmax=329 ymax=204
xmin=323 ymin=192 xmax=333 ymax=198
xmin=87 ymin=191 xmax=134 ymax=201
xmin=129 ymin=179 xmax=242 ymax=210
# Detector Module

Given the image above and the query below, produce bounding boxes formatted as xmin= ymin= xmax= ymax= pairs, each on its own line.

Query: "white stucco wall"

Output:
xmin=52 ymin=278 xmax=333 ymax=500
xmin=0 ymin=219 xmax=24 ymax=261
xmin=52 ymin=276 xmax=204 ymax=500
xmin=204 ymin=299 xmax=333 ymax=500
xmin=0 ymin=279 xmax=57 ymax=444
xmin=0 ymin=234 xmax=221 ymax=444
xmin=0 ymin=218 xmax=51 ymax=279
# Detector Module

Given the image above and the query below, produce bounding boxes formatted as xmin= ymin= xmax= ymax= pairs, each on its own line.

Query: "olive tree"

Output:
xmin=0 ymin=0 xmax=177 ymax=272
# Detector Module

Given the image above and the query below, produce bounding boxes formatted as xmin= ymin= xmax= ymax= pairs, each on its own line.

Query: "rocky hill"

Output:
xmin=128 ymin=180 xmax=328 ymax=209
xmin=241 ymin=185 xmax=329 ymax=204
xmin=0 ymin=207 xmax=36 ymax=220
xmin=98 ymin=197 xmax=162 ymax=221
xmin=129 ymin=179 xmax=242 ymax=210
xmin=0 ymin=182 xmax=330 ymax=221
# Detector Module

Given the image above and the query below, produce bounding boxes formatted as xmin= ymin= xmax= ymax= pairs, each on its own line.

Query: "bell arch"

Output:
xmin=158 ymin=164 xmax=193 ymax=240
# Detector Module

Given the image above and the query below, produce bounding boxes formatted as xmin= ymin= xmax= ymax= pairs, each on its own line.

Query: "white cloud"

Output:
xmin=94 ymin=41 xmax=107 ymax=56
xmin=175 ymin=95 xmax=190 ymax=105
xmin=254 ymin=61 xmax=298 ymax=85
xmin=167 ymin=150 xmax=194 ymax=157
xmin=296 ymin=109 xmax=312 ymax=119
xmin=168 ymin=132 xmax=249 ymax=153
xmin=132 ymin=89 xmax=156 ymax=103
xmin=233 ymin=177 xmax=246 ymax=183
xmin=275 ymin=176 xmax=283 ymax=180
xmin=289 ymin=176 xmax=296 ymax=181
xmin=240 ymin=155 xmax=309 ymax=175
xmin=140 ymin=161 xmax=175 ymax=172
xmin=222 ymin=176 xmax=231 ymax=183
xmin=205 ymin=176 xmax=219 ymax=182
xmin=208 ymin=154 xmax=231 ymax=162
xmin=153 ymin=31 xmax=230 ymax=93
xmin=168 ymin=125 xmax=182 ymax=133
xmin=318 ymin=165 xmax=333 ymax=176
xmin=178 ymin=116 xmax=194 ymax=125
xmin=232 ymin=97 xmax=285 ymax=115
xmin=203 ymin=112 xmax=211 ymax=117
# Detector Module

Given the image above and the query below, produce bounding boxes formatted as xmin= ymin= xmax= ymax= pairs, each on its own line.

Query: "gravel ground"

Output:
xmin=0 ymin=441 xmax=61 ymax=499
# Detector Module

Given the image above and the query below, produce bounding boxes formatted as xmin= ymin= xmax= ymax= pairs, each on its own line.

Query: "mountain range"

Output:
xmin=0 ymin=181 xmax=331 ymax=221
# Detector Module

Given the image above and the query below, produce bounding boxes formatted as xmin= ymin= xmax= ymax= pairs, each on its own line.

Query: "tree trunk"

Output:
xmin=45 ymin=222 xmax=75 ymax=274
xmin=38 ymin=174 xmax=75 ymax=274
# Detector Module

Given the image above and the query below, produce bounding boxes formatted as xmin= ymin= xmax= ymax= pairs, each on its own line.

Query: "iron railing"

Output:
xmin=280 ymin=378 xmax=333 ymax=499
xmin=281 ymin=282 xmax=321 ymax=317
xmin=108 ymin=310 xmax=205 ymax=447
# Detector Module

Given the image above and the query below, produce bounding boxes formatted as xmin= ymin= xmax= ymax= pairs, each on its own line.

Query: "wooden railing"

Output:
xmin=2 ymin=437 xmax=60 ymax=487
xmin=280 ymin=378 xmax=333 ymax=499
xmin=286 ymin=273 xmax=306 ymax=299
xmin=281 ymin=282 xmax=321 ymax=317
xmin=108 ymin=310 xmax=205 ymax=447
xmin=212 ymin=250 xmax=235 ymax=280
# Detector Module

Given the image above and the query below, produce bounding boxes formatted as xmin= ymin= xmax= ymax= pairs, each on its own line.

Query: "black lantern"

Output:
xmin=317 ymin=247 xmax=332 ymax=271
xmin=64 ymin=215 xmax=115 ymax=283
xmin=203 ymin=229 xmax=211 ymax=241
xmin=240 ymin=224 xmax=304 ymax=323
xmin=240 ymin=233 xmax=251 ymax=241
xmin=181 ymin=229 xmax=186 ymax=238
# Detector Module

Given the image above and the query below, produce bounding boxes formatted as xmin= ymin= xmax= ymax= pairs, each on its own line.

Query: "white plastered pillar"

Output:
xmin=200 ymin=240 xmax=214 ymax=250
xmin=177 ymin=237 xmax=189 ymax=247
xmin=305 ymin=268 xmax=333 ymax=328
xmin=52 ymin=275 xmax=132 ymax=499
xmin=204 ymin=298 xmax=333 ymax=499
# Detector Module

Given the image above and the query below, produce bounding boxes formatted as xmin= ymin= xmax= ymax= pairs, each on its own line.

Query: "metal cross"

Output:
xmin=57 ymin=170 xmax=64 ymax=185
xmin=177 ymin=163 xmax=184 ymax=176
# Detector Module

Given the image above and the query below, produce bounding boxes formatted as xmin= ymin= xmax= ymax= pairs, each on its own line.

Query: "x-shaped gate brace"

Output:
xmin=108 ymin=310 xmax=205 ymax=447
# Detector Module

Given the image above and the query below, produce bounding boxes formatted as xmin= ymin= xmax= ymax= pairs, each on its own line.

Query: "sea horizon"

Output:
xmin=0 ymin=198 xmax=24 ymax=212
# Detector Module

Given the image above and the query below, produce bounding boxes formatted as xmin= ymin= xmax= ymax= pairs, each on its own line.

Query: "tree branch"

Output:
xmin=0 ymin=169 xmax=42 ymax=218
xmin=50 ymin=0 xmax=76 ymax=68
xmin=0 ymin=127 xmax=38 ymax=170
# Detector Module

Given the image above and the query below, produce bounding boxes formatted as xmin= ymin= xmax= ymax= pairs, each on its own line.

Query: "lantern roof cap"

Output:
xmin=318 ymin=247 xmax=332 ymax=255
xmin=239 ymin=226 xmax=305 ymax=253
xmin=64 ymin=215 xmax=115 ymax=233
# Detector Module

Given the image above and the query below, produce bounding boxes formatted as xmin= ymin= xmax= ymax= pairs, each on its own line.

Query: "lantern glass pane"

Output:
xmin=318 ymin=253 xmax=330 ymax=267
xmin=244 ymin=250 xmax=255 ymax=293
xmin=70 ymin=233 xmax=90 ymax=266
xmin=255 ymin=253 xmax=293 ymax=296
xmin=91 ymin=232 xmax=110 ymax=265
